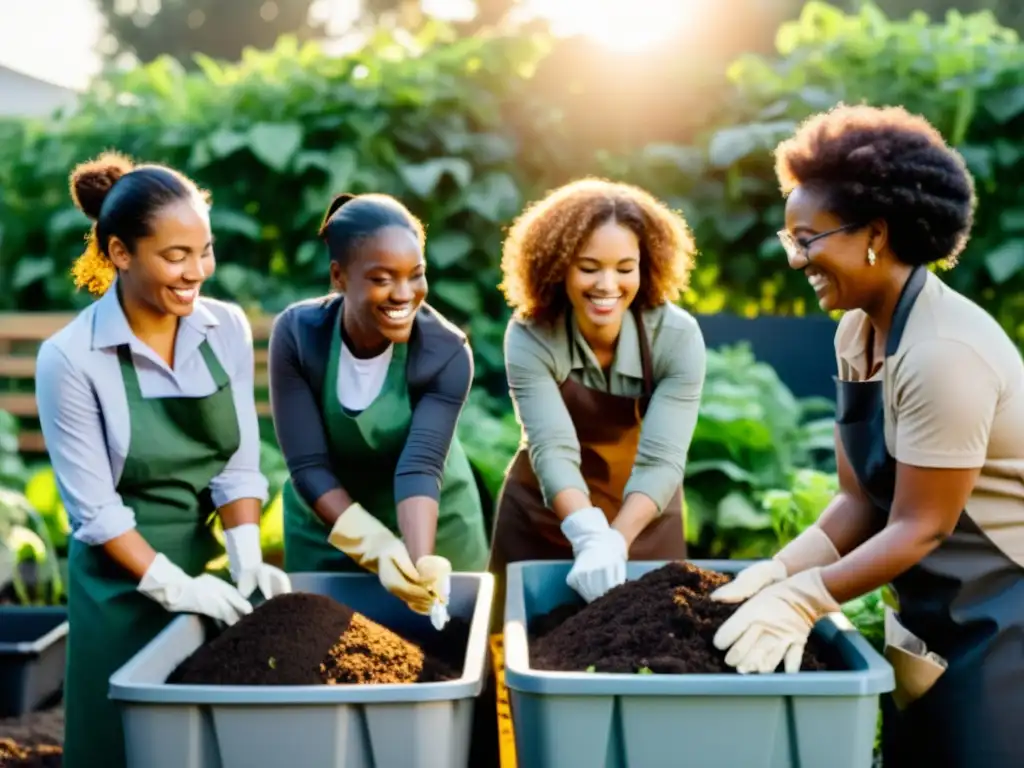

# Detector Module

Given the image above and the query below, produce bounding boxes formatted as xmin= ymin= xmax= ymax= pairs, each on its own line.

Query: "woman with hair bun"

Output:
xmin=36 ymin=152 xmax=290 ymax=767
xmin=269 ymin=192 xmax=488 ymax=627
xmin=711 ymin=104 xmax=1024 ymax=767
xmin=490 ymin=177 xmax=705 ymax=610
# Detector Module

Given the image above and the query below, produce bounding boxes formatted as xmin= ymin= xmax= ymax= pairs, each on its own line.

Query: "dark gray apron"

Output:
xmin=835 ymin=265 xmax=1024 ymax=767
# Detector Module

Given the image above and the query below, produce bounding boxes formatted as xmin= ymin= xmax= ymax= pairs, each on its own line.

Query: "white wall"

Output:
xmin=0 ymin=65 xmax=79 ymax=118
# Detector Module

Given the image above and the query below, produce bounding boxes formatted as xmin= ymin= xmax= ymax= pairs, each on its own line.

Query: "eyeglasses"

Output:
xmin=777 ymin=223 xmax=863 ymax=266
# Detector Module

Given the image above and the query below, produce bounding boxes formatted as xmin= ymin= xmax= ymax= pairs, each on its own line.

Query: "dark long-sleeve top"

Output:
xmin=268 ymin=293 xmax=474 ymax=507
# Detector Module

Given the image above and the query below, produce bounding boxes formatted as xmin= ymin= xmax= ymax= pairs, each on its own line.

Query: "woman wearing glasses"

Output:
xmin=711 ymin=104 xmax=1024 ymax=767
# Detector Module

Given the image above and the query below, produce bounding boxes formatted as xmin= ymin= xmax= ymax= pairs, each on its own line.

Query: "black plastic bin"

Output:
xmin=0 ymin=606 xmax=68 ymax=717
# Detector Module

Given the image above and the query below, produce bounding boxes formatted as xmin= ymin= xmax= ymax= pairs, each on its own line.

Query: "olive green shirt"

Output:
xmin=504 ymin=302 xmax=706 ymax=513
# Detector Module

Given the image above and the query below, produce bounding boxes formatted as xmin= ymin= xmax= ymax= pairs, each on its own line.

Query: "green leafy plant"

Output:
xmin=760 ymin=468 xmax=839 ymax=547
xmin=23 ymin=465 xmax=70 ymax=555
xmin=457 ymin=390 xmax=521 ymax=501
xmin=0 ymin=410 xmax=29 ymax=489
xmin=684 ymin=343 xmax=834 ymax=558
xmin=0 ymin=487 xmax=63 ymax=605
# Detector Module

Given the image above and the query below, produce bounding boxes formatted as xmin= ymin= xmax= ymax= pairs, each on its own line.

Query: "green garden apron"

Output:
xmin=62 ymin=341 xmax=239 ymax=768
xmin=282 ymin=328 xmax=488 ymax=574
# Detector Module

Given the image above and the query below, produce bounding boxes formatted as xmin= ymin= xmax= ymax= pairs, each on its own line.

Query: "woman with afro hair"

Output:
xmin=491 ymin=178 xmax=706 ymax=611
xmin=711 ymin=104 xmax=1024 ymax=767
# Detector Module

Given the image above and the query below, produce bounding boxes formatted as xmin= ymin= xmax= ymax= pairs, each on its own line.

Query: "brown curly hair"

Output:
xmin=774 ymin=104 xmax=976 ymax=267
xmin=498 ymin=177 xmax=696 ymax=325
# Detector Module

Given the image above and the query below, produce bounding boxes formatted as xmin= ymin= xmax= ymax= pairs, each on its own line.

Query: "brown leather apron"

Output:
xmin=488 ymin=308 xmax=686 ymax=629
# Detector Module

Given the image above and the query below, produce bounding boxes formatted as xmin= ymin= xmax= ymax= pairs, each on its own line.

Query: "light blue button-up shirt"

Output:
xmin=35 ymin=283 xmax=269 ymax=546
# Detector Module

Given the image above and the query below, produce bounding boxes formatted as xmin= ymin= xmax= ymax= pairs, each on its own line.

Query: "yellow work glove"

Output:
xmin=328 ymin=503 xmax=449 ymax=621
xmin=710 ymin=526 xmax=839 ymax=604
xmin=712 ymin=567 xmax=840 ymax=674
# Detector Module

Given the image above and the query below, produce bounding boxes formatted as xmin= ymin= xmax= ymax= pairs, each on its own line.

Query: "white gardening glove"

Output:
xmin=561 ymin=506 xmax=627 ymax=603
xmin=137 ymin=553 xmax=253 ymax=626
xmin=223 ymin=522 xmax=292 ymax=600
xmin=711 ymin=526 xmax=840 ymax=604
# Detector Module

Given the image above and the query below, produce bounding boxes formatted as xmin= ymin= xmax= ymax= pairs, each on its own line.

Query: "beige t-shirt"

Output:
xmin=835 ymin=270 xmax=1024 ymax=567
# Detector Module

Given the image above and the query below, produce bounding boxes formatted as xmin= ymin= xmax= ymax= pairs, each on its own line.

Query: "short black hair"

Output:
xmin=318 ymin=193 xmax=424 ymax=267
xmin=69 ymin=151 xmax=207 ymax=295
xmin=774 ymin=104 xmax=976 ymax=267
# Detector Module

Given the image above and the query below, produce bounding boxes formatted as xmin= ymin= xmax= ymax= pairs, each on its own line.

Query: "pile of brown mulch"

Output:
xmin=169 ymin=592 xmax=467 ymax=686
xmin=0 ymin=700 xmax=63 ymax=767
xmin=529 ymin=561 xmax=836 ymax=674
xmin=0 ymin=738 xmax=62 ymax=767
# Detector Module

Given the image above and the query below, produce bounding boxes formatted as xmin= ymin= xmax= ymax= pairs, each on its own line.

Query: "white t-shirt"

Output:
xmin=337 ymin=341 xmax=393 ymax=411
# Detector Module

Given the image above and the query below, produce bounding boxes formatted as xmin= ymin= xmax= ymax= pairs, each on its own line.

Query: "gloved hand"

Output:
xmin=328 ymin=503 xmax=450 ymax=626
xmin=561 ymin=506 xmax=627 ymax=603
xmin=416 ymin=555 xmax=452 ymax=631
xmin=713 ymin=567 xmax=840 ymax=674
xmin=711 ymin=526 xmax=839 ymax=604
xmin=137 ymin=553 xmax=253 ymax=626
xmin=223 ymin=522 xmax=292 ymax=600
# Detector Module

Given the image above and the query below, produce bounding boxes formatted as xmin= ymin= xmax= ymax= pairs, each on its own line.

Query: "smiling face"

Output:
xmin=565 ymin=219 xmax=642 ymax=338
xmin=333 ymin=225 xmax=427 ymax=353
xmin=108 ymin=196 xmax=214 ymax=318
xmin=782 ymin=185 xmax=882 ymax=312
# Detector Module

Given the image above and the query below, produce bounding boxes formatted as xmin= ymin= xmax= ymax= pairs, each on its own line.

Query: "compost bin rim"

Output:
xmin=108 ymin=571 xmax=495 ymax=705
xmin=502 ymin=560 xmax=895 ymax=697
xmin=0 ymin=606 xmax=69 ymax=655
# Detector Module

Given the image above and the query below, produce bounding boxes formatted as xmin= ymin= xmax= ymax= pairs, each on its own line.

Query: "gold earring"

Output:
xmin=867 ymin=248 xmax=877 ymax=266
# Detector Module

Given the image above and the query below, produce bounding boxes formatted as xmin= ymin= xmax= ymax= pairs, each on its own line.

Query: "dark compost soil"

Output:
xmin=529 ymin=562 xmax=839 ymax=674
xmin=168 ymin=592 xmax=469 ymax=686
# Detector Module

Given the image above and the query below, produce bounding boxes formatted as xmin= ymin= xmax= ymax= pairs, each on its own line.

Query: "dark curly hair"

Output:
xmin=498 ymin=178 xmax=696 ymax=325
xmin=774 ymin=104 xmax=976 ymax=267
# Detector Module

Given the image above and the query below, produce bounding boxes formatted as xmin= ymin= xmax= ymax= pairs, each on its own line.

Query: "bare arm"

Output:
xmin=821 ymin=339 xmax=996 ymax=603
xmin=822 ymin=464 xmax=978 ymax=603
xmin=391 ymin=344 xmax=474 ymax=560
xmin=218 ymin=498 xmax=263 ymax=529
xmin=101 ymin=531 xmax=157 ymax=580
xmin=611 ymin=493 xmax=659 ymax=547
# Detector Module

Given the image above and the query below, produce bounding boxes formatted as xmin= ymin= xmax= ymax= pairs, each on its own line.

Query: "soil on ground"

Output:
xmin=530 ymin=562 xmax=837 ymax=674
xmin=0 ymin=702 xmax=63 ymax=768
xmin=169 ymin=591 xmax=468 ymax=686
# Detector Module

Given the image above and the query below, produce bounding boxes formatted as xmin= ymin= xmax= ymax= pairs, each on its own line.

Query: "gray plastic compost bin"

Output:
xmin=0 ymin=606 xmax=68 ymax=717
xmin=108 ymin=571 xmax=494 ymax=768
xmin=503 ymin=560 xmax=894 ymax=768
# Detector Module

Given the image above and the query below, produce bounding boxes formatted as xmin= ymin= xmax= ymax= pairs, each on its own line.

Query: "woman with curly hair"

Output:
xmin=711 ymin=104 xmax=1024 ymax=767
xmin=491 ymin=177 xmax=706 ymax=608
xmin=36 ymin=153 xmax=290 ymax=768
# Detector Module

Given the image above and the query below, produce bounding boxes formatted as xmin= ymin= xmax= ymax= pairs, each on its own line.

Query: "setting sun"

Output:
xmin=524 ymin=0 xmax=695 ymax=53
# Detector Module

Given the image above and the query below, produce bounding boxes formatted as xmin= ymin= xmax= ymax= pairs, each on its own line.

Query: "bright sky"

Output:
xmin=0 ymin=0 xmax=694 ymax=90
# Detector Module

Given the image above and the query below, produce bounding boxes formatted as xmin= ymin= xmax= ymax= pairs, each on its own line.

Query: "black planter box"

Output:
xmin=0 ymin=606 xmax=68 ymax=717
xmin=696 ymin=312 xmax=839 ymax=401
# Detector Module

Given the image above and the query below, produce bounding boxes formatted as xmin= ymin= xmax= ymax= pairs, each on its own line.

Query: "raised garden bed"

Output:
xmin=109 ymin=571 xmax=493 ymax=768
xmin=503 ymin=560 xmax=894 ymax=768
